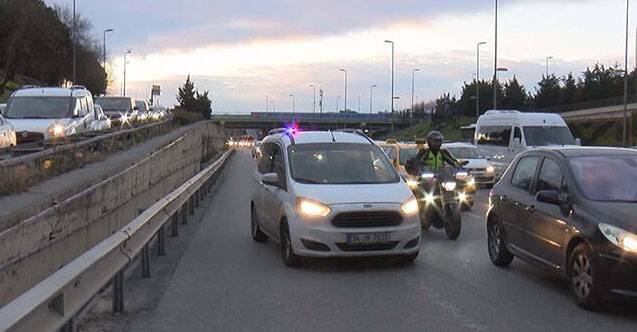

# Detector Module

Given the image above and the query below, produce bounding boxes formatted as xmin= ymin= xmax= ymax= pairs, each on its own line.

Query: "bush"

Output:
xmin=173 ymin=109 xmax=204 ymax=125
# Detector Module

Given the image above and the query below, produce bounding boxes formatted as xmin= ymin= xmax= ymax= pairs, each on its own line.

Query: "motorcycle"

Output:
xmin=411 ymin=165 xmax=468 ymax=240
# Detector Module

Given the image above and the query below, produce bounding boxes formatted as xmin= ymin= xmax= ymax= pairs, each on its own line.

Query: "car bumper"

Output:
xmin=598 ymin=250 xmax=637 ymax=299
xmin=290 ymin=211 xmax=421 ymax=258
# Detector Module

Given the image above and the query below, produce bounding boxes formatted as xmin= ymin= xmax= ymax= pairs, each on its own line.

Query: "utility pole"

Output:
xmin=310 ymin=84 xmax=316 ymax=113
xmin=411 ymin=68 xmax=420 ymax=125
xmin=493 ymin=0 xmax=498 ymax=110
xmin=339 ymin=69 xmax=348 ymax=112
xmin=476 ymin=42 xmax=486 ymax=117
xmin=546 ymin=56 xmax=553 ymax=77
xmin=122 ymin=50 xmax=132 ymax=96
xmin=72 ymin=0 xmax=77 ymax=84
xmin=369 ymin=84 xmax=376 ymax=114
xmin=103 ymin=29 xmax=113 ymax=70
xmin=623 ymin=0 xmax=630 ymax=146
xmin=385 ymin=40 xmax=395 ymax=113
xmin=265 ymin=95 xmax=269 ymax=113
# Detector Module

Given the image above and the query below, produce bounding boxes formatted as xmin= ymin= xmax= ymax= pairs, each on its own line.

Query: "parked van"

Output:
xmin=474 ymin=110 xmax=578 ymax=165
xmin=3 ymin=86 xmax=96 ymax=144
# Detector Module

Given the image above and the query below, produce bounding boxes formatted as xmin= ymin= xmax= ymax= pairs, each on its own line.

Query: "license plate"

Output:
xmin=347 ymin=232 xmax=391 ymax=245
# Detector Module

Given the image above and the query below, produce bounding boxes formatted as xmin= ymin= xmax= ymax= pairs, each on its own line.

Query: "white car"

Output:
xmin=0 ymin=113 xmax=17 ymax=149
xmin=0 ymin=103 xmax=6 ymax=113
xmin=3 ymin=86 xmax=96 ymax=144
xmin=251 ymin=129 xmax=421 ymax=267
xmin=444 ymin=142 xmax=503 ymax=185
xmin=90 ymin=104 xmax=112 ymax=131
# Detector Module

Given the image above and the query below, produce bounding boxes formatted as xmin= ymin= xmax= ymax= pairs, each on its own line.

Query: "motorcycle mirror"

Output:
xmin=461 ymin=160 xmax=469 ymax=166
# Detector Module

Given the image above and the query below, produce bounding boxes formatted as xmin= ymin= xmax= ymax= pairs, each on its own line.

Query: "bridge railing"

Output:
xmin=0 ymin=149 xmax=234 ymax=332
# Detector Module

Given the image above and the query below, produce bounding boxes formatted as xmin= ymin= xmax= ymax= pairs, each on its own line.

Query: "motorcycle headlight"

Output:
xmin=298 ymin=198 xmax=331 ymax=217
xmin=425 ymin=193 xmax=435 ymax=204
xmin=599 ymin=223 xmax=637 ymax=252
xmin=458 ymin=192 xmax=467 ymax=202
xmin=420 ymin=172 xmax=434 ymax=179
xmin=486 ymin=166 xmax=495 ymax=173
xmin=467 ymin=177 xmax=476 ymax=187
xmin=401 ymin=197 xmax=419 ymax=216
xmin=442 ymin=181 xmax=457 ymax=191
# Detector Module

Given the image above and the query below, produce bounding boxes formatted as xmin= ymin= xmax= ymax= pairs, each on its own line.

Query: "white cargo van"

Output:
xmin=474 ymin=110 xmax=578 ymax=165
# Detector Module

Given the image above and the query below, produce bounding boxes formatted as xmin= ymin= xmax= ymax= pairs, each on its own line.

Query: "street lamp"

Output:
xmin=122 ymin=49 xmax=132 ymax=96
xmin=411 ymin=69 xmax=420 ymax=124
xmin=545 ymin=56 xmax=553 ymax=77
xmin=265 ymin=95 xmax=269 ymax=113
xmin=623 ymin=0 xmax=630 ymax=147
xmin=103 ymin=28 xmax=114 ymax=70
xmin=271 ymin=100 xmax=275 ymax=113
xmin=336 ymin=95 xmax=342 ymax=112
xmin=289 ymin=94 xmax=295 ymax=120
xmin=476 ymin=41 xmax=486 ymax=117
xmin=339 ymin=69 xmax=348 ymax=112
xmin=72 ymin=0 xmax=76 ymax=83
xmin=310 ymin=84 xmax=316 ymax=113
xmin=385 ymin=40 xmax=395 ymax=113
xmin=369 ymin=84 xmax=376 ymax=114
xmin=493 ymin=0 xmax=499 ymax=110
xmin=494 ymin=67 xmax=508 ymax=108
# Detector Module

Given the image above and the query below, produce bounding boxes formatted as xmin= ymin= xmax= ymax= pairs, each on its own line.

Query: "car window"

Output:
xmin=511 ymin=156 xmax=539 ymax=192
xmin=398 ymin=148 xmax=419 ymax=165
xmin=382 ymin=146 xmax=396 ymax=161
xmin=258 ymin=143 xmax=275 ymax=174
xmin=477 ymin=125 xmax=512 ymax=147
xmin=536 ymin=158 xmax=563 ymax=193
xmin=514 ymin=127 xmax=522 ymax=143
xmin=272 ymin=145 xmax=287 ymax=190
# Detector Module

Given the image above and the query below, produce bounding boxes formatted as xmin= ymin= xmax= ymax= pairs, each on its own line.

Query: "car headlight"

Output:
xmin=599 ymin=223 xmax=637 ymax=252
xmin=298 ymin=198 xmax=331 ymax=217
xmin=421 ymin=172 xmax=434 ymax=179
xmin=401 ymin=197 xmax=419 ymax=216
xmin=442 ymin=181 xmax=457 ymax=191
xmin=48 ymin=123 xmax=65 ymax=137
xmin=486 ymin=166 xmax=495 ymax=173
xmin=467 ymin=177 xmax=476 ymax=187
xmin=406 ymin=179 xmax=418 ymax=189
xmin=424 ymin=193 xmax=435 ymax=204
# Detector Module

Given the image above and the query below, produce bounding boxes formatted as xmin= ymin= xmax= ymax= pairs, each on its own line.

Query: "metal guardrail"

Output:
xmin=0 ymin=149 xmax=233 ymax=332
xmin=0 ymin=119 xmax=173 ymax=169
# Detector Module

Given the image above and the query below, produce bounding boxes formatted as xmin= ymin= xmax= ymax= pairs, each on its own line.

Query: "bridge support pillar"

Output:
xmin=142 ymin=243 xmax=151 ymax=278
xmin=59 ymin=318 xmax=75 ymax=332
xmin=113 ymin=270 xmax=124 ymax=313
xmin=189 ymin=196 xmax=195 ymax=215
xmin=181 ymin=204 xmax=188 ymax=224
xmin=157 ymin=226 xmax=166 ymax=256
xmin=171 ymin=213 xmax=179 ymax=237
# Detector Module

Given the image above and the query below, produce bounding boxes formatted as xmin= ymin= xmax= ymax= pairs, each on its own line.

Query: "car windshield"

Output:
xmin=288 ymin=143 xmax=399 ymax=184
xmin=95 ymin=98 xmax=131 ymax=111
xmin=570 ymin=155 xmax=637 ymax=202
xmin=523 ymin=126 xmax=574 ymax=146
xmin=4 ymin=97 xmax=71 ymax=119
xmin=398 ymin=147 xmax=419 ymax=165
xmin=446 ymin=147 xmax=484 ymax=159
xmin=135 ymin=101 xmax=148 ymax=112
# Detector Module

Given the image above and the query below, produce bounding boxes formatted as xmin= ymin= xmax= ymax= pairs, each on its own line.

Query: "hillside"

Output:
xmin=379 ymin=116 xmax=475 ymax=141
xmin=0 ymin=71 xmax=44 ymax=103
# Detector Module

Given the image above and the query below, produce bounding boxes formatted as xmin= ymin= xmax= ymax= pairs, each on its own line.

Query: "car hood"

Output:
xmin=460 ymin=158 xmax=489 ymax=169
xmin=580 ymin=201 xmax=637 ymax=233
xmin=293 ymin=182 xmax=413 ymax=206
xmin=7 ymin=118 xmax=68 ymax=132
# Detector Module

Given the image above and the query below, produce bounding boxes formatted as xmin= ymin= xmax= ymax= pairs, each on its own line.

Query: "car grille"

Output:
xmin=16 ymin=131 xmax=44 ymax=144
xmin=336 ymin=241 xmax=400 ymax=252
xmin=331 ymin=211 xmax=403 ymax=228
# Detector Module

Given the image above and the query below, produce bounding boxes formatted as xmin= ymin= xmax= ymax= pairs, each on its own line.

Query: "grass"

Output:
xmin=380 ymin=116 xmax=476 ymax=141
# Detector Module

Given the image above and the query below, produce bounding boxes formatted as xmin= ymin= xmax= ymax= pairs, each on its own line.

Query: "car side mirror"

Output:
xmin=575 ymin=138 xmax=582 ymax=146
xmin=261 ymin=172 xmax=279 ymax=187
xmin=133 ymin=106 xmax=139 ymax=111
xmin=536 ymin=190 xmax=563 ymax=205
xmin=460 ymin=160 xmax=470 ymax=166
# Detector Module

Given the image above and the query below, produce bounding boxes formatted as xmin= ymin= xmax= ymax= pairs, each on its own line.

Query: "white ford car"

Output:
xmin=251 ymin=129 xmax=421 ymax=267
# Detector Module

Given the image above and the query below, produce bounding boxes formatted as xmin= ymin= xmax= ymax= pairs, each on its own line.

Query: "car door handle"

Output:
xmin=525 ymin=205 xmax=536 ymax=214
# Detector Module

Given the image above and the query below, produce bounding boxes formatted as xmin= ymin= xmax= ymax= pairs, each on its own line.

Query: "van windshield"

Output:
xmin=5 ymin=97 xmax=72 ymax=119
xmin=288 ymin=143 xmax=400 ymax=184
xmin=95 ymin=98 xmax=132 ymax=112
xmin=523 ymin=126 xmax=574 ymax=146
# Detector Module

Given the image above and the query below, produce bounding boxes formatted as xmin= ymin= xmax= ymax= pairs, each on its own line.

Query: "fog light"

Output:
xmin=458 ymin=192 xmax=467 ymax=202
xmin=442 ymin=181 xmax=457 ymax=191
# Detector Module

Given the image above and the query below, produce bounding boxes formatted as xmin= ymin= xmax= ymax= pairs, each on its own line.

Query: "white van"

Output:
xmin=3 ymin=86 xmax=96 ymax=144
xmin=474 ymin=110 xmax=578 ymax=165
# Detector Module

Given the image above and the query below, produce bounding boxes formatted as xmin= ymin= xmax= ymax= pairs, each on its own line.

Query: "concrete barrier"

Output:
xmin=0 ymin=121 xmax=226 ymax=308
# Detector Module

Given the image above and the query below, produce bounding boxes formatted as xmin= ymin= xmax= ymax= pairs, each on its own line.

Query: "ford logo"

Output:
xmin=21 ymin=131 xmax=29 ymax=138
xmin=363 ymin=204 xmax=373 ymax=208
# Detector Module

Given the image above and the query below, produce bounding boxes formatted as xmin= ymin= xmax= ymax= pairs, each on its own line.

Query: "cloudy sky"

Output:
xmin=45 ymin=0 xmax=636 ymax=113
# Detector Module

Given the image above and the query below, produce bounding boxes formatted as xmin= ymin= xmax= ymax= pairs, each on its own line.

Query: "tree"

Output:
xmin=195 ymin=90 xmax=212 ymax=119
xmin=561 ymin=73 xmax=578 ymax=105
xmin=457 ymin=79 xmax=504 ymax=117
xmin=176 ymin=75 xmax=212 ymax=119
xmin=432 ymin=93 xmax=457 ymax=124
xmin=532 ymin=74 xmax=561 ymax=109
xmin=501 ymin=76 xmax=528 ymax=110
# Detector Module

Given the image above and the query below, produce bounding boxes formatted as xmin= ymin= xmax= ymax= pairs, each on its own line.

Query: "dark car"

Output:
xmin=486 ymin=147 xmax=637 ymax=309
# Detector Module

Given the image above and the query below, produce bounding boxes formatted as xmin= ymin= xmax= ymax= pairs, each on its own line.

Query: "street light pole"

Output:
xmin=385 ymin=40 xmax=395 ymax=113
xmin=123 ymin=50 xmax=132 ymax=96
xmin=546 ymin=56 xmax=553 ymax=77
xmin=103 ymin=29 xmax=114 ymax=70
xmin=337 ymin=95 xmax=341 ymax=112
xmin=290 ymin=94 xmax=295 ymax=121
xmin=493 ymin=0 xmax=498 ymax=110
xmin=339 ymin=69 xmax=348 ymax=112
xmin=411 ymin=68 xmax=420 ymax=124
xmin=369 ymin=84 xmax=376 ymax=114
xmin=495 ymin=67 xmax=508 ymax=108
xmin=72 ymin=0 xmax=76 ymax=84
xmin=624 ymin=0 xmax=630 ymax=147
xmin=271 ymin=100 xmax=275 ymax=113
xmin=265 ymin=95 xmax=269 ymax=113
xmin=310 ymin=84 xmax=316 ymax=113
xmin=476 ymin=41 xmax=486 ymax=118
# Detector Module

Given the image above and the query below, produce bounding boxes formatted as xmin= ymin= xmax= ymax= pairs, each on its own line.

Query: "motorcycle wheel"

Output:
xmin=419 ymin=207 xmax=431 ymax=231
xmin=444 ymin=204 xmax=462 ymax=240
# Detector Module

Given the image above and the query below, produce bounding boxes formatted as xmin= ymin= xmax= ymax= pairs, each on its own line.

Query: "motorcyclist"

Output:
xmin=405 ymin=131 xmax=461 ymax=175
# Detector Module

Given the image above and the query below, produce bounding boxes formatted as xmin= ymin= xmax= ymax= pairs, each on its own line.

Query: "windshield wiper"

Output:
xmin=7 ymin=116 xmax=51 ymax=119
xmin=294 ymin=178 xmax=323 ymax=184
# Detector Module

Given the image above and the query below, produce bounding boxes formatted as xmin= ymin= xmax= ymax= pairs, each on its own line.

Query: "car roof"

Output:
xmin=478 ymin=110 xmax=567 ymax=127
xmin=95 ymin=96 xmax=132 ymax=100
xmin=12 ymin=87 xmax=90 ymax=98
xmin=524 ymin=146 xmax=637 ymax=158
xmin=443 ymin=142 xmax=477 ymax=148
xmin=264 ymin=131 xmax=373 ymax=146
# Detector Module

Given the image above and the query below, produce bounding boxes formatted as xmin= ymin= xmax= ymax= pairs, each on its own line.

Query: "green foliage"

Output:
xmin=381 ymin=116 xmax=475 ymax=141
xmin=176 ymin=75 xmax=212 ymax=119
xmin=172 ymin=108 xmax=204 ymax=125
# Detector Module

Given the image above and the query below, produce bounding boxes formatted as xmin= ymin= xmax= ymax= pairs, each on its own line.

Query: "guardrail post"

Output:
xmin=59 ymin=318 xmax=75 ymax=332
xmin=142 ymin=243 xmax=151 ymax=278
xmin=189 ymin=196 xmax=195 ymax=215
xmin=181 ymin=204 xmax=188 ymax=224
xmin=195 ymin=189 xmax=200 ymax=207
xmin=157 ymin=225 xmax=166 ymax=256
xmin=113 ymin=270 xmax=124 ymax=313
xmin=171 ymin=213 xmax=179 ymax=237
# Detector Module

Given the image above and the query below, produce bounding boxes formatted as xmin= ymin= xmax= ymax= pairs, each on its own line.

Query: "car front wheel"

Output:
xmin=569 ymin=243 xmax=603 ymax=310
xmin=280 ymin=222 xmax=301 ymax=267
xmin=250 ymin=206 xmax=268 ymax=242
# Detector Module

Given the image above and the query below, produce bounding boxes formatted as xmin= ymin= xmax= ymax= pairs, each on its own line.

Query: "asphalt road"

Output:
xmin=127 ymin=150 xmax=637 ymax=332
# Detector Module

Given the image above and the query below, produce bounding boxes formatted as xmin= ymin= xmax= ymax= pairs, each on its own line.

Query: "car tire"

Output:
xmin=419 ymin=206 xmax=431 ymax=231
xmin=444 ymin=205 xmax=461 ymax=240
xmin=399 ymin=250 xmax=419 ymax=264
xmin=250 ymin=206 xmax=268 ymax=242
xmin=568 ymin=243 xmax=603 ymax=310
xmin=280 ymin=222 xmax=301 ymax=267
xmin=487 ymin=219 xmax=514 ymax=267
